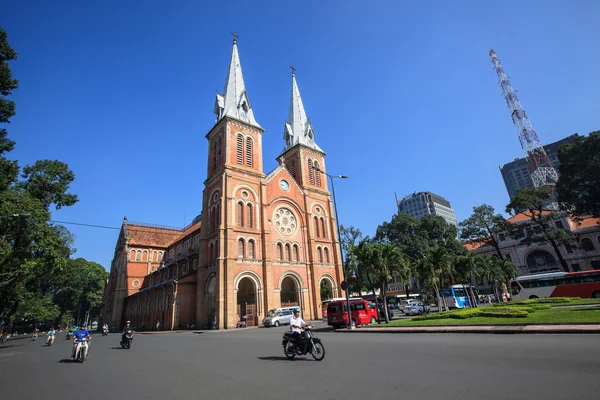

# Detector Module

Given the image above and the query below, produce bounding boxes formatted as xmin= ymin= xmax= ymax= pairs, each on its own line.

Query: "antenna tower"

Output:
xmin=489 ymin=49 xmax=558 ymax=190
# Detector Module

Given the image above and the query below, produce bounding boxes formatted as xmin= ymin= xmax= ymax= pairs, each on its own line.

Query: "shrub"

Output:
xmin=411 ymin=306 xmax=531 ymax=321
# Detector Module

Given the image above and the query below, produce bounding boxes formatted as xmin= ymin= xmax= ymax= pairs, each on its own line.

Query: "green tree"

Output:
xmin=557 ymin=132 xmax=600 ymax=219
xmin=0 ymin=27 xmax=78 ymax=322
xmin=339 ymin=225 xmax=369 ymax=295
xmin=459 ymin=204 xmax=507 ymax=259
xmin=13 ymin=292 xmax=60 ymax=325
xmin=53 ymin=258 xmax=107 ymax=323
xmin=506 ymin=188 xmax=573 ymax=272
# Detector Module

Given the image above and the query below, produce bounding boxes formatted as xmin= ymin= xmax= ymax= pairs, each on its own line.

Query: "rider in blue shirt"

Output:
xmin=46 ymin=327 xmax=56 ymax=344
xmin=71 ymin=323 xmax=91 ymax=359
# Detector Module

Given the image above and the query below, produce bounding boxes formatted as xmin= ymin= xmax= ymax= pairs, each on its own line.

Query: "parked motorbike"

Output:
xmin=282 ymin=326 xmax=325 ymax=361
xmin=46 ymin=333 xmax=55 ymax=346
xmin=73 ymin=339 xmax=89 ymax=363
xmin=120 ymin=328 xmax=134 ymax=349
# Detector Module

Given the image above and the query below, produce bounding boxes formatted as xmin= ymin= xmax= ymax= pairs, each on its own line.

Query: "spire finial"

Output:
xmin=231 ymin=32 xmax=238 ymax=44
xmin=290 ymin=65 xmax=296 ymax=76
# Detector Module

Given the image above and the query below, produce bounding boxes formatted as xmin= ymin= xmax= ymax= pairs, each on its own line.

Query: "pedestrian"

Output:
xmin=155 ymin=320 xmax=160 ymax=331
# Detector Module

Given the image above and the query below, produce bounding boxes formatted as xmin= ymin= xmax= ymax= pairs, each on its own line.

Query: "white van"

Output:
xmin=262 ymin=307 xmax=297 ymax=327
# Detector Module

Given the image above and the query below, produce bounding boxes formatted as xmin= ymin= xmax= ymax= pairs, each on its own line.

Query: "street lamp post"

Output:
xmin=312 ymin=166 xmax=353 ymax=330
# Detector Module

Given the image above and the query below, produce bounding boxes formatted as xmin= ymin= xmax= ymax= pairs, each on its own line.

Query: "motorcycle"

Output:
xmin=32 ymin=332 xmax=38 ymax=341
xmin=120 ymin=328 xmax=133 ymax=349
xmin=66 ymin=331 xmax=72 ymax=340
xmin=73 ymin=339 xmax=89 ymax=363
xmin=102 ymin=328 xmax=109 ymax=336
xmin=0 ymin=333 xmax=8 ymax=343
xmin=46 ymin=333 xmax=55 ymax=346
xmin=282 ymin=326 xmax=325 ymax=361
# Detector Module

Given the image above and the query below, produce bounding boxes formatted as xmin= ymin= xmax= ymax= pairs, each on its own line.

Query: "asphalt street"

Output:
xmin=1 ymin=323 xmax=599 ymax=400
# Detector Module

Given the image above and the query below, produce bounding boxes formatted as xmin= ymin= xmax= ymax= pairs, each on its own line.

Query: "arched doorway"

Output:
xmin=280 ymin=276 xmax=299 ymax=307
xmin=237 ymin=277 xmax=257 ymax=327
xmin=320 ymin=278 xmax=332 ymax=300
xmin=205 ymin=274 xmax=217 ymax=325
xmin=526 ymin=250 xmax=559 ymax=273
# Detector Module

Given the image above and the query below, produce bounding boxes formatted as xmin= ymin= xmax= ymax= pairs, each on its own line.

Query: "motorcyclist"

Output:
xmin=121 ymin=321 xmax=133 ymax=344
xmin=102 ymin=324 xmax=109 ymax=334
xmin=71 ymin=323 xmax=91 ymax=359
xmin=46 ymin=327 xmax=56 ymax=344
xmin=289 ymin=308 xmax=311 ymax=354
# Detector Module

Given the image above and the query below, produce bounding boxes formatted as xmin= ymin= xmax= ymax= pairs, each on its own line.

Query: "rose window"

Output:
xmin=274 ymin=207 xmax=297 ymax=236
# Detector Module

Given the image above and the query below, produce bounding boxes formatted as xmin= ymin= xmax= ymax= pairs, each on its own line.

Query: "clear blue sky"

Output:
xmin=2 ymin=1 xmax=599 ymax=270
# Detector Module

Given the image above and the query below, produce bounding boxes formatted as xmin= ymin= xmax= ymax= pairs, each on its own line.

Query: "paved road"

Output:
xmin=1 ymin=324 xmax=599 ymax=400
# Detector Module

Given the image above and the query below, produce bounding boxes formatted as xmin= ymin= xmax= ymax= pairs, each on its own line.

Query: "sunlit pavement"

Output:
xmin=1 ymin=325 xmax=599 ymax=400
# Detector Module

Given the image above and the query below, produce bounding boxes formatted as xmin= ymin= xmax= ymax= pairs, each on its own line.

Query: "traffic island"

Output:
xmin=334 ymin=324 xmax=600 ymax=334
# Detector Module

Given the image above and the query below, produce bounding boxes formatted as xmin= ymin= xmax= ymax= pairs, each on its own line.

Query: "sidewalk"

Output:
xmin=335 ymin=324 xmax=600 ymax=334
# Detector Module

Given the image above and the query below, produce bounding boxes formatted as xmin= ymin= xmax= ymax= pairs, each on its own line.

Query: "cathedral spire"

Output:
xmin=214 ymin=33 xmax=261 ymax=128
xmin=282 ymin=67 xmax=322 ymax=154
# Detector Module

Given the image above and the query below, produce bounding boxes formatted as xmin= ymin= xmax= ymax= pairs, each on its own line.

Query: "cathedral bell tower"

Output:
xmin=278 ymin=69 xmax=327 ymax=193
xmin=199 ymin=34 xmax=266 ymax=328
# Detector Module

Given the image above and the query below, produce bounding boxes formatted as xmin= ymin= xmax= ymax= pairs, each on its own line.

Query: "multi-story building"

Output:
xmin=464 ymin=214 xmax=600 ymax=277
xmin=499 ymin=134 xmax=579 ymax=200
xmin=101 ymin=38 xmax=344 ymax=330
xmin=396 ymin=191 xmax=457 ymax=227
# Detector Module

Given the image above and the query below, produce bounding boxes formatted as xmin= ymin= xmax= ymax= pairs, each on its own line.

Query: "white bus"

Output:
xmin=510 ymin=269 xmax=600 ymax=301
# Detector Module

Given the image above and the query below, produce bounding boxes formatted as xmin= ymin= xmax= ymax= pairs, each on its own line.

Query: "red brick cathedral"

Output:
xmin=101 ymin=37 xmax=344 ymax=330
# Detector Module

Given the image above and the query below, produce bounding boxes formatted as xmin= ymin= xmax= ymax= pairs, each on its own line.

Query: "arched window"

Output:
xmin=290 ymin=159 xmax=296 ymax=179
xmin=157 ymin=252 xmax=163 ymax=262
xmin=216 ymin=203 xmax=221 ymax=228
xmin=293 ymin=244 xmax=299 ymax=262
xmin=245 ymin=137 xmax=253 ymax=167
xmin=208 ymin=243 xmax=213 ymax=262
xmin=212 ymin=142 xmax=217 ymax=172
xmin=276 ymin=243 xmax=283 ymax=261
xmin=317 ymin=247 xmax=323 ymax=263
xmin=218 ymin=136 xmax=223 ymax=167
xmin=130 ymin=250 xmax=136 ymax=261
xmin=314 ymin=161 xmax=321 ymax=186
xmin=285 ymin=244 xmax=291 ymax=261
xmin=142 ymin=250 xmax=148 ymax=262
xmin=320 ymin=217 xmax=326 ymax=238
xmin=236 ymin=134 xmax=243 ymax=165
xmin=153 ymin=251 xmax=157 ymax=262
xmin=248 ymin=240 xmax=255 ymax=259
xmin=237 ymin=202 xmax=244 ymax=227
xmin=314 ymin=216 xmax=320 ymax=237
xmin=324 ymin=247 xmax=330 ymax=263
xmin=238 ymin=239 xmax=245 ymax=258
xmin=247 ymin=204 xmax=253 ymax=228
xmin=582 ymin=238 xmax=595 ymax=252
xmin=308 ymin=159 xmax=314 ymax=184
xmin=209 ymin=209 xmax=214 ymax=232
xmin=136 ymin=250 xmax=142 ymax=261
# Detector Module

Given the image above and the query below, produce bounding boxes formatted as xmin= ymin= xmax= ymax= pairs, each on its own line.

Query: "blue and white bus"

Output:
xmin=442 ymin=284 xmax=475 ymax=308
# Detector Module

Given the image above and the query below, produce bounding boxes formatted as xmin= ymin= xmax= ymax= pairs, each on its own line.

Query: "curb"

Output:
xmin=334 ymin=324 xmax=600 ymax=334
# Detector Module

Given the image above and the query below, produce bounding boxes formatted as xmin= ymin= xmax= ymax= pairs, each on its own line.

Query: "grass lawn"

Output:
xmin=383 ymin=301 xmax=600 ymax=327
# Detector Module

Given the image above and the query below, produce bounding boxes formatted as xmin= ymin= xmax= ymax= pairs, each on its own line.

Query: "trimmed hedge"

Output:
xmin=515 ymin=297 xmax=580 ymax=304
xmin=493 ymin=303 xmax=551 ymax=310
xmin=412 ymin=306 xmax=530 ymax=321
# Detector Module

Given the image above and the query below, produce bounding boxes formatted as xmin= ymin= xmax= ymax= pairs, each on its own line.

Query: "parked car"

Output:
xmin=404 ymin=302 xmax=430 ymax=316
xmin=262 ymin=307 xmax=297 ymax=327
xmin=398 ymin=299 xmax=420 ymax=312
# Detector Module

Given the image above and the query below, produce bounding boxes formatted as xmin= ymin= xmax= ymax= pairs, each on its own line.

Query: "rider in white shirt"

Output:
xmin=289 ymin=308 xmax=310 ymax=353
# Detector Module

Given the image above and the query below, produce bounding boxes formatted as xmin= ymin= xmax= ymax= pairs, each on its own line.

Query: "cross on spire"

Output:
xmin=231 ymin=32 xmax=239 ymax=43
xmin=290 ymin=65 xmax=296 ymax=75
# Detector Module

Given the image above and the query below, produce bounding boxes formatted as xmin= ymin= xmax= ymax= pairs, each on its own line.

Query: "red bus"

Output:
xmin=327 ymin=299 xmax=379 ymax=328
xmin=510 ymin=269 xmax=600 ymax=300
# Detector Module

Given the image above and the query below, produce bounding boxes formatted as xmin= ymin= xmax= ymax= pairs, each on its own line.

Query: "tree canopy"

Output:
xmin=557 ymin=131 xmax=600 ymax=220
xmin=0 ymin=27 xmax=87 ymax=327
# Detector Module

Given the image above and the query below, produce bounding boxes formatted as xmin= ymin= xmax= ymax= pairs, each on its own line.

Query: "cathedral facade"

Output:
xmin=101 ymin=38 xmax=344 ymax=330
